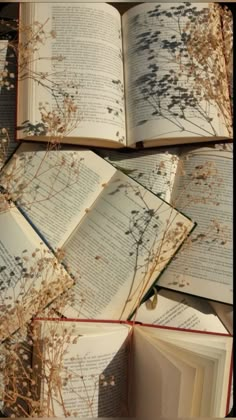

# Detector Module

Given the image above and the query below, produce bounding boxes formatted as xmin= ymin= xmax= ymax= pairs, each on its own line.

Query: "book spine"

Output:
xmin=33 ymin=318 xmax=232 ymax=337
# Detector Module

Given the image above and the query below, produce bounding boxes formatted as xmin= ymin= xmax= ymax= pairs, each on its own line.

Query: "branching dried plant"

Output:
xmin=0 ymin=146 xmax=84 ymax=213
xmin=183 ymin=4 xmax=232 ymax=136
xmin=32 ymin=321 xmax=118 ymax=417
xmin=0 ymin=8 xmax=233 ymax=418
xmin=1 ymin=317 xmax=121 ymax=418
xmin=0 ymin=248 xmax=86 ymax=417
xmin=0 ymin=127 xmax=10 ymax=167
xmin=0 ymin=16 xmax=81 ymax=170
xmin=0 ymin=15 xmax=87 ymax=416
xmin=106 ymin=181 xmax=192 ymax=320
xmin=16 ymin=19 xmax=81 ymax=142
xmin=158 ymin=150 xmax=231 ymax=289
xmin=133 ymin=3 xmax=232 ymax=138
xmin=114 ymin=146 xmax=232 ymax=294
xmin=0 ymin=244 xmax=75 ymax=343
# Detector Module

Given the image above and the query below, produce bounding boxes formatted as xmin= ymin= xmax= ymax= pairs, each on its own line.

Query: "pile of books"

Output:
xmin=0 ymin=2 xmax=233 ymax=418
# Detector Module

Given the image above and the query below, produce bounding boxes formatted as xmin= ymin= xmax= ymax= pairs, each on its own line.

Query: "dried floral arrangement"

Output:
xmin=0 ymin=4 xmax=233 ymax=417
xmin=99 ymin=139 xmax=233 ymax=295
xmin=0 ymin=150 xmax=232 ymax=416
xmin=0 ymin=12 xmax=81 ymax=168
xmin=132 ymin=3 xmax=233 ymax=138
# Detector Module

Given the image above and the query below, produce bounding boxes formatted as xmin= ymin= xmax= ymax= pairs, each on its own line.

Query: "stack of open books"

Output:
xmin=0 ymin=2 xmax=233 ymax=418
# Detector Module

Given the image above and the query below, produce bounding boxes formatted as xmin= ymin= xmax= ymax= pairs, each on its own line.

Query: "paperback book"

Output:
xmin=0 ymin=143 xmax=195 ymax=321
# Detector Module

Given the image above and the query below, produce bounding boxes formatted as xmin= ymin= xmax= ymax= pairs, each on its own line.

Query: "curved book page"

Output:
xmin=157 ymin=147 xmax=233 ymax=304
xmin=122 ymin=3 xmax=232 ymax=146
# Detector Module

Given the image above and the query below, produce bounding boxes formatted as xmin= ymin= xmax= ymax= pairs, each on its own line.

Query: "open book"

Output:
xmin=98 ymin=144 xmax=233 ymax=304
xmin=133 ymin=288 xmax=230 ymax=334
xmin=0 ymin=143 xmax=194 ymax=320
xmin=0 ymin=202 xmax=73 ymax=342
xmin=17 ymin=2 xmax=233 ymax=148
xmin=10 ymin=318 xmax=231 ymax=418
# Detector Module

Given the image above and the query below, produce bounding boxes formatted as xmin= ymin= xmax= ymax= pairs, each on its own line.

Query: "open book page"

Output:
xmin=0 ymin=204 xmax=73 ymax=341
xmin=131 ymin=327 xmax=183 ymax=417
xmin=132 ymin=325 xmax=230 ymax=417
xmin=134 ymin=325 xmax=232 ymax=417
xmin=18 ymin=3 xmax=126 ymax=145
xmin=157 ymin=147 xmax=233 ymax=303
xmin=0 ymin=144 xmax=116 ymax=249
xmin=209 ymin=301 xmax=233 ymax=335
xmin=96 ymin=147 xmax=179 ymax=202
xmin=0 ymin=328 xmax=34 ymax=417
xmin=61 ymin=170 xmax=194 ymax=320
xmin=134 ymin=330 xmax=216 ymax=417
xmin=133 ymin=289 xmax=228 ymax=333
xmin=122 ymin=3 xmax=231 ymax=146
xmin=34 ymin=320 xmax=130 ymax=417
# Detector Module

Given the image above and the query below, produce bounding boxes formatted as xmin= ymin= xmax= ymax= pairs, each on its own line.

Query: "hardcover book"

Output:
xmin=14 ymin=318 xmax=233 ymax=418
xmin=16 ymin=2 xmax=233 ymax=148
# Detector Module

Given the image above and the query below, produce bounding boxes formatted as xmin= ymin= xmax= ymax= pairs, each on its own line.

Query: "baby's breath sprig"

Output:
xmin=0 ymin=128 xmax=10 ymax=168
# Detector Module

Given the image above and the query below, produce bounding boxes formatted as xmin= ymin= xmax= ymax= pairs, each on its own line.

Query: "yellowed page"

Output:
xmin=136 ymin=332 xmax=210 ymax=417
xmin=97 ymin=147 xmax=179 ymax=202
xmin=134 ymin=289 xmax=227 ymax=333
xmin=122 ymin=3 xmax=231 ymax=145
xmin=131 ymin=326 xmax=183 ymax=417
xmin=0 ymin=205 xmax=73 ymax=341
xmin=34 ymin=320 xmax=130 ymax=417
xmin=1 ymin=145 xmax=193 ymax=321
xmin=157 ymin=147 xmax=233 ymax=303
xmin=0 ymin=143 xmax=117 ymax=249
xmin=61 ymin=170 xmax=194 ymax=320
xmin=18 ymin=3 xmax=126 ymax=144
xmin=136 ymin=324 xmax=232 ymax=416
